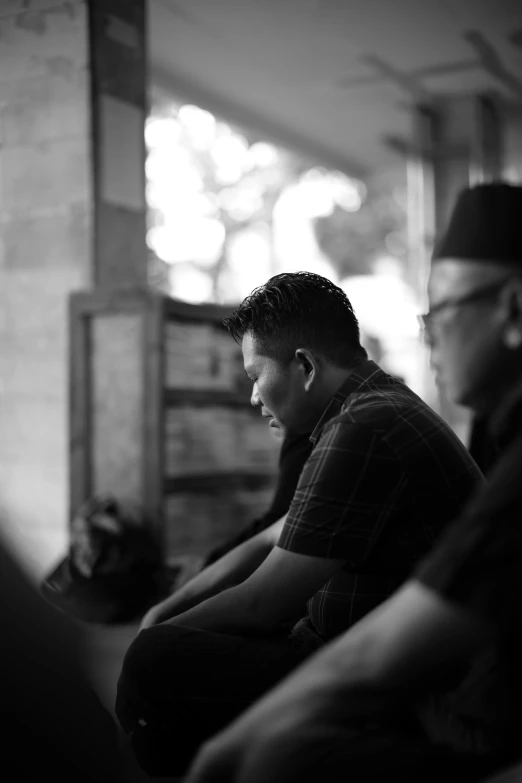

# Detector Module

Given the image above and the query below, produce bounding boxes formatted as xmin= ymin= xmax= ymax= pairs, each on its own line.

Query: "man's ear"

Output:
xmin=294 ymin=349 xmax=317 ymax=391
xmin=500 ymin=279 xmax=522 ymax=350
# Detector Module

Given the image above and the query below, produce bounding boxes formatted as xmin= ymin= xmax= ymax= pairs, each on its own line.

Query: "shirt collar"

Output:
xmin=309 ymin=360 xmax=386 ymax=446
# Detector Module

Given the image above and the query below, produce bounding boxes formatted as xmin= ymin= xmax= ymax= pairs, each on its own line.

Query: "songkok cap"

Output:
xmin=432 ymin=182 xmax=522 ymax=264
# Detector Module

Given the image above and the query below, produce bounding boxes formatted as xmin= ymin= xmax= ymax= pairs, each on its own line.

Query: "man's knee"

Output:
xmin=116 ymin=626 xmax=185 ymax=732
xmin=115 ymin=625 xmax=245 ymax=777
xmin=115 ymin=623 xmax=240 ymax=729
xmin=119 ymin=624 xmax=203 ymax=693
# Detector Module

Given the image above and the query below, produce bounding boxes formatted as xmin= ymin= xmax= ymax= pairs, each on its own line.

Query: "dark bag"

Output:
xmin=41 ymin=496 xmax=161 ymax=624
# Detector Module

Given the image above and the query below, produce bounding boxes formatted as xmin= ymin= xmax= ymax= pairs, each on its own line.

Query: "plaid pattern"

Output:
xmin=278 ymin=360 xmax=483 ymax=641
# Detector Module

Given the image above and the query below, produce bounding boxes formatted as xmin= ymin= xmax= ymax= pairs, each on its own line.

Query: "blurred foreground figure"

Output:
xmin=467 ymin=413 xmax=500 ymax=475
xmin=184 ymin=183 xmax=522 ymax=783
xmin=117 ymin=270 xmax=481 ymax=777
xmin=0 ymin=535 xmax=122 ymax=782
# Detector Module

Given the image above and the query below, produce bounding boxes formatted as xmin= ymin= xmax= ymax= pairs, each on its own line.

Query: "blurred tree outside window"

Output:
xmin=146 ymin=88 xmax=427 ymax=396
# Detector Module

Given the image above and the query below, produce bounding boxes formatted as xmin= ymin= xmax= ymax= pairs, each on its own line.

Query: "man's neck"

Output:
xmin=309 ymin=359 xmax=371 ymax=445
xmin=321 ymin=361 xmax=364 ymax=399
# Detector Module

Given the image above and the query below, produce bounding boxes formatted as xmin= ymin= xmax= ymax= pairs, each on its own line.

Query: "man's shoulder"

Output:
xmin=321 ymin=379 xmax=479 ymax=473
xmin=335 ymin=379 xmax=445 ymax=434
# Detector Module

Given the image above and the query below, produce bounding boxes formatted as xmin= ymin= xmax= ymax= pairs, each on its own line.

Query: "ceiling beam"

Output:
xmin=384 ymin=133 xmax=468 ymax=161
xmin=336 ymin=58 xmax=479 ymax=89
xmin=149 ymin=65 xmax=368 ymax=179
xmin=360 ymin=55 xmax=434 ymax=103
xmin=464 ymin=30 xmax=522 ymax=100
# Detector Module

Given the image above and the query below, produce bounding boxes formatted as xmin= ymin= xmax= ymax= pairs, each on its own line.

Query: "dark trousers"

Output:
xmin=115 ymin=623 xmax=319 ymax=777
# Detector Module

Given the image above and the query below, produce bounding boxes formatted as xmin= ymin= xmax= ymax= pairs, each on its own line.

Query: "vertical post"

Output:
xmin=0 ymin=0 xmax=149 ymax=575
xmin=88 ymin=0 xmax=148 ymax=289
xmin=0 ymin=1 xmax=93 ymax=575
xmin=472 ymin=95 xmax=504 ymax=184
xmin=502 ymin=103 xmax=522 ymax=183
xmin=407 ymin=106 xmax=436 ymax=306
xmin=406 ymin=107 xmax=439 ymax=409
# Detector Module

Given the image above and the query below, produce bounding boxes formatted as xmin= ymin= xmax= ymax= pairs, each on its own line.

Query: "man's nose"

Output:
xmin=250 ymin=382 xmax=260 ymax=407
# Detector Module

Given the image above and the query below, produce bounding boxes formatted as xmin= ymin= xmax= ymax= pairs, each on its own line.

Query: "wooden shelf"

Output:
xmin=164 ymin=472 xmax=275 ymax=493
xmin=163 ymin=297 xmax=237 ymax=325
xmin=164 ymin=388 xmax=253 ymax=408
xmin=69 ymin=289 xmax=279 ymax=562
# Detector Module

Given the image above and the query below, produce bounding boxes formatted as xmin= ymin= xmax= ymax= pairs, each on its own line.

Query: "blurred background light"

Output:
xmin=247 ymin=142 xmax=279 ymax=168
xmin=147 ymin=217 xmax=225 ymax=266
xmin=168 ymin=265 xmax=215 ymax=303
xmin=177 ymin=104 xmax=217 ymax=150
xmin=145 ymin=95 xmax=417 ymax=389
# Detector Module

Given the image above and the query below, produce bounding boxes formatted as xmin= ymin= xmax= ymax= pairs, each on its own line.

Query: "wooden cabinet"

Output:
xmin=69 ymin=289 xmax=280 ymax=562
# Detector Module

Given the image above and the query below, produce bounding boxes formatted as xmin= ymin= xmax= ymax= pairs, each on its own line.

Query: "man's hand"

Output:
xmin=138 ymin=591 xmax=191 ymax=632
xmin=183 ymin=733 xmax=239 ymax=783
xmin=183 ymin=709 xmax=296 ymax=783
xmin=138 ymin=604 xmax=163 ymax=632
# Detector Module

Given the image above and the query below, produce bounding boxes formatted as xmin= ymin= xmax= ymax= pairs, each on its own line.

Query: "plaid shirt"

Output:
xmin=277 ymin=360 xmax=483 ymax=641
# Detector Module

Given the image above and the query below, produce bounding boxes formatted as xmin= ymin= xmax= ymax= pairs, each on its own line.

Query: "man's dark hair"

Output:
xmin=223 ymin=271 xmax=367 ymax=367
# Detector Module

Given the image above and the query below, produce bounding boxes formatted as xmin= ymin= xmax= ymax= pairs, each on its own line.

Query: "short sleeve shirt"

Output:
xmin=277 ymin=360 xmax=483 ymax=641
xmin=413 ymin=387 xmax=522 ymax=755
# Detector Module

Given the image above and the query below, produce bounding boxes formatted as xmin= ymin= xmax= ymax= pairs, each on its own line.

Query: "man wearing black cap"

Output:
xmin=184 ymin=183 xmax=522 ymax=783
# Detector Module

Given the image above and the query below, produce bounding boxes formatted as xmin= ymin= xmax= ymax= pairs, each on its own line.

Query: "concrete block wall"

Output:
xmin=0 ymin=0 xmax=92 ymax=577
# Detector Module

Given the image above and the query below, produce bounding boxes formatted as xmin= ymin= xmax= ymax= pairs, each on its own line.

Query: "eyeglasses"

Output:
xmin=419 ymin=280 xmax=507 ymax=343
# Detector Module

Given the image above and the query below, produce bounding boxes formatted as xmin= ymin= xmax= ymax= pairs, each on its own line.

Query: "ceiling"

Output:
xmin=148 ymin=0 xmax=522 ymax=180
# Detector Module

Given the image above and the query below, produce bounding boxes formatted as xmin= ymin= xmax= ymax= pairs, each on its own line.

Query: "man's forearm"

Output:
xmin=163 ymin=582 xmax=281 ymax=635
xmin=149 ymin=526 xmax=277 ymax=623
xmin=147 ymin=573 xmax=225 ymax=623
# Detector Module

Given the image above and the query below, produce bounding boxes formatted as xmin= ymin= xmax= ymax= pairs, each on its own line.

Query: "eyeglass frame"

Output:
xmin=418 ymin=279 xmax=508 ymax=342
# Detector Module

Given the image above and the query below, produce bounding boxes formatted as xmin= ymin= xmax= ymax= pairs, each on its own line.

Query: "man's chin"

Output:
xmin=267 ymin=419 xmax=286 ymax=438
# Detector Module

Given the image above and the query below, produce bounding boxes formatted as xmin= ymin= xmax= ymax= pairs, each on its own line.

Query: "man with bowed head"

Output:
xmin=185 ymin=183 xmax=522 ymax=783
xmin=116 ymin=268 xmax=482 ymax=777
